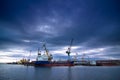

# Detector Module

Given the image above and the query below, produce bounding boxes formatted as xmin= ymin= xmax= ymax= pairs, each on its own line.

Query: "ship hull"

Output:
xmin=96 ymin=63 xmax=118 ymax=66
xmin=34 ymin=61 xmax=74 ymax=67
xmin=96 ymin=60 xmax=120 ymax=66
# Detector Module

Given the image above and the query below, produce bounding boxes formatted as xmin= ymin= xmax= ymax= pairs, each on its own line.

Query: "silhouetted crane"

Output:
xmin=43 ymin=43 xmax=53 ymax=61
xmin=66 ymin=39 xmax=74 ymax=60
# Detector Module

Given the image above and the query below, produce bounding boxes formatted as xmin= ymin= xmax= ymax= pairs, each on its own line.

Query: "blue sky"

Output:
xmin=0 ymin=0 xmax=120 ymax=62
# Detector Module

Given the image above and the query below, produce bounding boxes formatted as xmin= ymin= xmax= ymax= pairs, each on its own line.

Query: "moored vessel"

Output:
xmin=34 ymin=42 xmax=74 ymax=67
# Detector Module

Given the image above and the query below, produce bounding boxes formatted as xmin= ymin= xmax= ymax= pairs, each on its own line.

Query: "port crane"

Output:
xmin=74 ymin=52 xmax=78 ymax=61
xmin=66 ymin=39 xmax=73 ymax=60
xmin=43 ymin=43 xmax=53 ymax=61
xmin=28 ymin=50 xmax=32 ymax=62
xmin=82 ymin=53 xmax=85 ymax=62
xmin=37 ymin=48 xmax=41 ymax=55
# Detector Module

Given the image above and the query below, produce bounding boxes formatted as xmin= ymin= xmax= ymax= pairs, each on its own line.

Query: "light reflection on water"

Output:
xmin=0 ymin=64 xmax=120 ymax=80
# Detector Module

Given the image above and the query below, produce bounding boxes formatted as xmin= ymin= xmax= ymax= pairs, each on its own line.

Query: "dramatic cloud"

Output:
xmin=0 ymin=0 xmax=120 ymax=62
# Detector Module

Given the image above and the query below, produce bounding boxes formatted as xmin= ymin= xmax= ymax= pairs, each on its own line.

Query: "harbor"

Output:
xmin=7 ymin=41 xmax=120 ymax=67
xmin=0 ymin=0 xmax=119 ymax=80
xmin=7 ymin=58 xmax=120 ymax=67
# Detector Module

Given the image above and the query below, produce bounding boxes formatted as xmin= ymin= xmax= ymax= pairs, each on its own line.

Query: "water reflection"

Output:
xmin=67 ymin=67 xmax=72 ymax=80
xmin=50 ymin=67 xmax=73 ymax=80
xmin=1 ymin=64 xmax=120 ymax=80
xmin=33 ymin=67 xmax=52 ymax=80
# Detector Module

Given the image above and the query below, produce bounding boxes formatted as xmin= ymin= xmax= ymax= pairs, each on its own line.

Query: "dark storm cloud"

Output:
xmin=43 ymin=0 xmax=120 ymax=47
xmin=0 ymin=0 xmax=120 ymax=60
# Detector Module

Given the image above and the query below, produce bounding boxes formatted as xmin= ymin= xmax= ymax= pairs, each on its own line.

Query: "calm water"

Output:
xmin=0 ymin=64 xmax=120 ymax=80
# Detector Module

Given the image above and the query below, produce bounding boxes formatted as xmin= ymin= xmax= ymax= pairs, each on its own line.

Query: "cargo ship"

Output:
xmin=34 ymin=41 xmax=74 ymax=67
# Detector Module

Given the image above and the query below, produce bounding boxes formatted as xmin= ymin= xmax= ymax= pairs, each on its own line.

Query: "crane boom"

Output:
xmin=43 ymin=43 xmax=49 ymax=56
xmin=43 ymin=43 xmax=53 ymax=61
xmin=69 ymin=38 xmax=73 ymax=52
xmin=66 ymin=39 xmax=74 ymax=56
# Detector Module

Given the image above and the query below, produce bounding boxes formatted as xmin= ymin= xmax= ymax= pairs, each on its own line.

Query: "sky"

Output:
xmin=0 ymin=0 xmax=120 ymax=63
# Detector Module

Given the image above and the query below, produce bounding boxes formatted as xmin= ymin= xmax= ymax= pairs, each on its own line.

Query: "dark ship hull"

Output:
xmin=96 ymin=60 xmax=120 ymax=66
xmin=34 ymin=61 xmax=74 ymax=66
